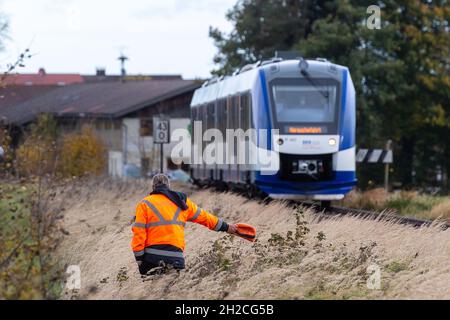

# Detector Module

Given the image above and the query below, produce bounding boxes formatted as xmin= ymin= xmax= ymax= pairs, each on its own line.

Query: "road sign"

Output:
xmin=153 ymin=118 xmax=170 ymax=144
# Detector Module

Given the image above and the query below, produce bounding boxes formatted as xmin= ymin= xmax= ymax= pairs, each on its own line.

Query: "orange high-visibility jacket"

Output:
xmin=131 ymin=194 xmax=225 ymax=258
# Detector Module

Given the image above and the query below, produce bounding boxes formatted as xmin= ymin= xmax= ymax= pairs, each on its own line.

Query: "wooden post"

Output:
xmin=384 ymin=140 xmax=392 ymax=192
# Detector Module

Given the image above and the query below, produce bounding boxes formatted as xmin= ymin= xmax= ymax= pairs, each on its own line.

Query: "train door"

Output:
xmin=233 ymin=94 xmax=240 ymax=182
xmin=206 ymin=102 xmax=215 ymax=181
xmin=190 ymin=106 xmax=198 ymax=180
xmin=239 ymin=93 xmax=249 ymax=183
xmin=201 ymin=103 xmax=208 ymax=180
xmin=225 ymin=96 xmax=232 ymax=182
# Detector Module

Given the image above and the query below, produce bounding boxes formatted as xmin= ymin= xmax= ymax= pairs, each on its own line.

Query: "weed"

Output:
xmin=116 ymin=267 xmax=129 ymax=287
xmin=316 ymin=232 xmax=326 ymax=242
xmin=253 ymin=207 xmax=311 ymax=268
xmin=386 ymin=261 xmax=409 ymax=273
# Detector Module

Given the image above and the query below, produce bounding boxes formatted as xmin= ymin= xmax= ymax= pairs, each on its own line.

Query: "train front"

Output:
xmin=254 ymin=59 xmax=356 ymax=201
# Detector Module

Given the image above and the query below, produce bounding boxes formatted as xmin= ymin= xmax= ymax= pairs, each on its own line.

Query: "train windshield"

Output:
xmin=272 ymin=85 xmax=337 ymax=123
xmin=269 ymin=78 xmax=340 ymax=134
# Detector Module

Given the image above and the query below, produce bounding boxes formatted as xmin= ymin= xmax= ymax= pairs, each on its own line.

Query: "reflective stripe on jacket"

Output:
xmin=131 ymin=194 xmax=224 ymax=258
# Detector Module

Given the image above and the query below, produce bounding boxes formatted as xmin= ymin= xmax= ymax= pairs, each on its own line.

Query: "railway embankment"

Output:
xmin=53 ymin=179 xmax=450 ymax=300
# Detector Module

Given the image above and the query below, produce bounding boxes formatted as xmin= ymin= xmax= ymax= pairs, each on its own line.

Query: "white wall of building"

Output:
xmin=114 ymin=117 xmax=190 ymax=177
xmin=108 ymin=151 xmax=123 ymax=177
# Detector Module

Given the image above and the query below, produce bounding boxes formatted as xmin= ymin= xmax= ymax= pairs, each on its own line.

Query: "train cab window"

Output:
xmin=272 ymin=85 xmax=337 ymax=122
xmin=269 ymin=78 xmax=340 ymax=134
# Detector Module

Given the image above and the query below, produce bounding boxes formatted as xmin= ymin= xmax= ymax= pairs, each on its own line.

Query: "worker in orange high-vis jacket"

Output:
xmin=131 ymin=173 xmax=238 ymax=275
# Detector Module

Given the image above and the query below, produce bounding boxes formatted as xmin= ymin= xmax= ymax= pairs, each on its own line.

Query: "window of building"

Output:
xmin=140 ymin=119 xmax=153 ymax=136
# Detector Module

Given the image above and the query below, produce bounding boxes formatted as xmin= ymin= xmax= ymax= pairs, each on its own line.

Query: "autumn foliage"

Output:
xmin=15 ymin=115 xmax=106 ymax=177
xmin=59 ymin=126 xmax=106 ymax=177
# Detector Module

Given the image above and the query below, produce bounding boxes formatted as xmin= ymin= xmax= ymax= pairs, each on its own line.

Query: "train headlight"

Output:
xmin=328 ymin=138 xmax=337 ymax=146
xmin=277 ymin=138 xmax=284 ymax=145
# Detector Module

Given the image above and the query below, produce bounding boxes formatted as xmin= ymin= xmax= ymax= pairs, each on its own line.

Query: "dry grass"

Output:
xmin=343 ymin=188 xmax=388 ymax=210
xmin=341 ymin=188 xmax=450 ymax=221
xmin=53 ymin=180 xmax=450 ymax=300
xmin=425 ymin=200 xmax=450 ymax=220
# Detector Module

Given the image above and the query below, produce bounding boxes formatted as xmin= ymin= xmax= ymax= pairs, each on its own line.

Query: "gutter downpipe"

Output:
xmin=122 ymin=122 xmax=128 ymax=166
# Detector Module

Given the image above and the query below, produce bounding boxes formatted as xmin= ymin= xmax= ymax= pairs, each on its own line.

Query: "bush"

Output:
xmin=59 ymin=126 xmax=106 ymax=177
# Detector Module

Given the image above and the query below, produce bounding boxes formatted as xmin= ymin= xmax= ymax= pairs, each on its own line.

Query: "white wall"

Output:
xmin=120 ymin=117 xmax=190 ymax=176
xmin=108 ymin=151 xmax=123 ymax=177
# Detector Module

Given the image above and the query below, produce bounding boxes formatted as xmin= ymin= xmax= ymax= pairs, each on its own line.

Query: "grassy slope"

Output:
xmin=341 ymin=188 xmax=450 ymax=221
xmin=55 ymin=180 xmax=450 ymax=300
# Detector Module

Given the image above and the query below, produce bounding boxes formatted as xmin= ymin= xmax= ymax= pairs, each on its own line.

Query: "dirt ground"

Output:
xmin=54 ymin=179 xmax=450 ymax=300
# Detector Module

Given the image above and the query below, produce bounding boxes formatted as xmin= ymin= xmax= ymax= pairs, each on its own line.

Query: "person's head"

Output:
xmin=152 ymin=173 xmax=170 ymax=190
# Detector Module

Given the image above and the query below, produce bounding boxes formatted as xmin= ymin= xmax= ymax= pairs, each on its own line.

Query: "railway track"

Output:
xmin=299 ymin=202 xmax=450 ymax=230
xmin=194 ymin=182 xmax=450 ymax=231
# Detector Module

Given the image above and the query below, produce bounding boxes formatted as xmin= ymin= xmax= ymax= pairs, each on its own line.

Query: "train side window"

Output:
xmin=227 ymin=96 xmax=232 ymax=130
xmin=190 ymin=107 xmax=196 ymax=144
xmin=211 ymin=102 xmax=216 ymax=130
xmin=191 ymin=107 xmax=196 ymax=123
xmin=235 ymin=95 xmax=240 ymax=130
xmin=200 ymin=104 xmax=206 ymax=134
xmin=206 ymin=103 xmax=210 ymax=130
xmin=220 ymin=98 xmax=226 ymax=136
xmin=248 ymin=93 xmax=253 ymax=129
xmin=240 ymin=94 xmax=248 ymax=131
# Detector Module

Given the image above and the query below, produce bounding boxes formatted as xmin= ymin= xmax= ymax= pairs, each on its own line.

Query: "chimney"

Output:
xmin=96 ymin=68 xmax=106 ymax=76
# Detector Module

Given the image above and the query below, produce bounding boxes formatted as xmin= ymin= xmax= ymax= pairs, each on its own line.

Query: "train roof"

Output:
xmin=191 ymin=58 xmax=348 ymax=107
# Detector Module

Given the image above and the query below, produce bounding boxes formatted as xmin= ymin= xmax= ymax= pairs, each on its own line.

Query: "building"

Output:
xmin=2 ymin=68 xmax=85 ymax=86
xmin=0 ymin=69 xmax=201 ymax=177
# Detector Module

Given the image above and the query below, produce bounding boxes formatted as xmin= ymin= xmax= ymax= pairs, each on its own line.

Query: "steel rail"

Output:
xmin=296 ymin=201 xmax=450 ymax=230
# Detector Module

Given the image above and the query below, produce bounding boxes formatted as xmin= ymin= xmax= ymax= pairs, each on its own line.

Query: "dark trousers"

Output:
xmin=138 ymin=254 xmax=185 ymax=275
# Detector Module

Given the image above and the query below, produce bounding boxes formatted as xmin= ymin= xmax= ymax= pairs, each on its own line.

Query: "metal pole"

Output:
xmin=384 ymin=140 xmax=392 ymax=192
xmin=160 ymin=143 xmax=164 ymax=173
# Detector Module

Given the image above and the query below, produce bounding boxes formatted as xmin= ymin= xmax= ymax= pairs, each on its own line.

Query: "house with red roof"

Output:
xmin=2 ymin=68 xmax=84 ymax=86
xmin=0 ymin=68 xmax=201 ymax=177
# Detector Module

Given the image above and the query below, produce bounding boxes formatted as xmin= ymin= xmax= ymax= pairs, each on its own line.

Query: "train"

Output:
xmin=189 ymin=54 xmax=356 ymax=206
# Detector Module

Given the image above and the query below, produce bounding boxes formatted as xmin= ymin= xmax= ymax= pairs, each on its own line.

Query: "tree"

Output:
xmin=209 ymin=0 xmax=338 ymax=75
xmin=210 ymin=0 xmax=450 ymax=189
xmin=302 ymin=1 xmax=450 ymax=188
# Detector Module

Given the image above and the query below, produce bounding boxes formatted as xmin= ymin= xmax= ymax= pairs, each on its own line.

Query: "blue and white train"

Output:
xmin=190 ymin=55 xmax=356 ymax=205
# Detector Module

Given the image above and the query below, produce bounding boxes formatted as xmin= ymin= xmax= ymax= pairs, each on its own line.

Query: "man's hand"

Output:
xmin=227 ymin=224 xmax=238 ymax=235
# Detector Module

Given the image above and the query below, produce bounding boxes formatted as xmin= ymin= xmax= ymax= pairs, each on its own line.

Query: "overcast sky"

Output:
xmin=0 ymin=0 xmax=236 ymax=79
